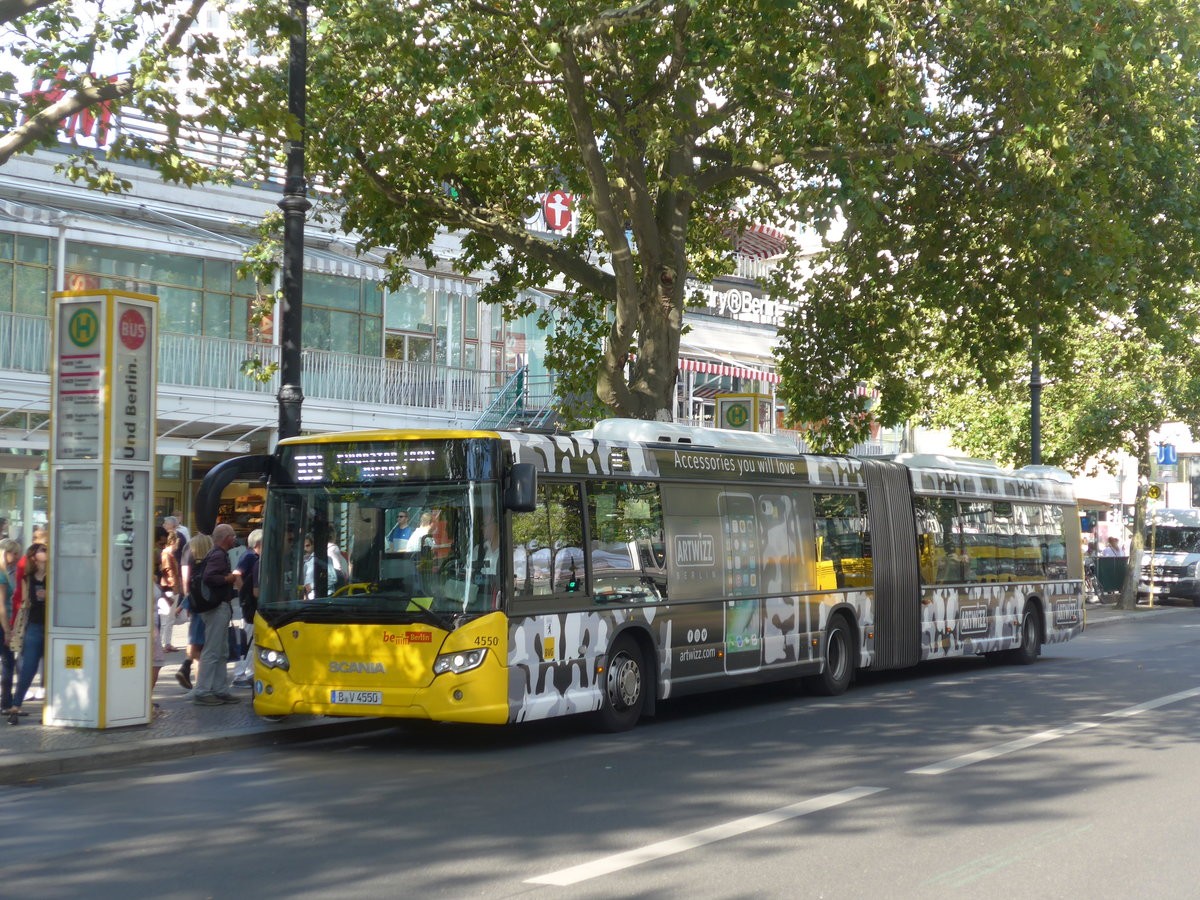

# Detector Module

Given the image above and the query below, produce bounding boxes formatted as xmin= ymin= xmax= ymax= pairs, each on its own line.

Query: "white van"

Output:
xmin=1138 ymin=508 xmax=1200 ymax=605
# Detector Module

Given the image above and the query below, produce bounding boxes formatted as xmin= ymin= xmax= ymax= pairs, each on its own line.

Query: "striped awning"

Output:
xmin=680 ymin=357 xmax=880 ymax=398
xmin=680 ymin=356 xmax=780 ymax=385
xmin=727 ymin=223 xmax=790 ymax=260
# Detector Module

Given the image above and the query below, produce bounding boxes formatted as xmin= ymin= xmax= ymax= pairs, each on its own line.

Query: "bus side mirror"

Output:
xmin=505 ymin=463 xmax=537 ymax=512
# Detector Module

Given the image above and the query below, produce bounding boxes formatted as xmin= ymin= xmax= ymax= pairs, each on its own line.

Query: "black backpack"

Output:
xmin=189 ymin=555 xmax=222 ymax=613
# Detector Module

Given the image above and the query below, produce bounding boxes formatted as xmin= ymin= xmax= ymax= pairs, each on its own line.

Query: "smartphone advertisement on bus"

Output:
xmin=719 ymin=491 xmax=762 ymax=673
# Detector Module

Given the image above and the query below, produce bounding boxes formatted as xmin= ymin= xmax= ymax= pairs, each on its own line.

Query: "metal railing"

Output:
xmin=731 ymin=255 xmax=781 ymax=282
xmin=0 ymin=312 xmax=505 ymax=416
xmin=473 ymin=366 xmax=559 ymax=429
xmin=2 ymin=312 xmax=901 ymax=446
xmin=159 ymin=332 xmax=278 ymax=394
xmin=0 ymin=312 xmax=51 ymax=374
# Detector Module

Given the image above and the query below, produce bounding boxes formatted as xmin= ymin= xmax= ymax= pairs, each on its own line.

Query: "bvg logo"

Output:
xmin=68 ymin=308 xmax=99 ymax=347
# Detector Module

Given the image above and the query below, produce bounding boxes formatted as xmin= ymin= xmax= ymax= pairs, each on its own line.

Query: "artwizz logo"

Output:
xmin=674 ymin=533 xmax=715 ymax=567
xmin=957 ymin=605 xmax=990 ymax=637
xmin=1054 ymin=600 xmax=1080 ymax=626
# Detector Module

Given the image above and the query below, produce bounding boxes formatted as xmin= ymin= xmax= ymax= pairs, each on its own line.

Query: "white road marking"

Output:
xmin=907 ymin=722 xmax=1100 ymax=775
xmin=525 ymin=786 xmax=886 ymax=886
xmin=1103 ymin=685 xmax=1200 ymax=717
xmin=909 ymin=685 xmax=1200 ymax=776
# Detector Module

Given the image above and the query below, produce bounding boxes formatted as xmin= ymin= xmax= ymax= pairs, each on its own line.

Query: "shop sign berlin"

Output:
xmin=685 ymin=277 xmax=796 ymax=326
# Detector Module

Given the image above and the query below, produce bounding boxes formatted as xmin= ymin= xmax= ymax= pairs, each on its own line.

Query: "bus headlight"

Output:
xmin=257 ymin=646 xmax=290 ymax=671
xmin=433 ymin=648 xmax=487 ymax=676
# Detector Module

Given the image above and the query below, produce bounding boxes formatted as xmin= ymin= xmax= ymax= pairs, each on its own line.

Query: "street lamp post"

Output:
xmin=1030 ymin=344 xmax=1042 ymax=466
xmin=1030 ymin=307 xmax=1042 ymax=466
xmin=277 ymin=0 xmax=310 ymax=441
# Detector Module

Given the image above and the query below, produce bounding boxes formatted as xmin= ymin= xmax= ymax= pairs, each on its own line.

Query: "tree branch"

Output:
xmin=567 ymin=0 xmax=672 ymax=44
xmin=352 ymin=150 xmax=618 ymax=301
xmin=0 ymin=78 xmax=131 ymax=165
xmin=0 ymin=0 xmax=206 ymax=165
xmin=0 ymin=0 xmax=56 ymax=27
xmin=558 ymin=36 xmax=638 ymax=293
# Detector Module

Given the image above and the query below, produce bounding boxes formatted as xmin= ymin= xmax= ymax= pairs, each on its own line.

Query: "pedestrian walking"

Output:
xmin=231 ymin=529 xmax=261 ymax=686
xmin=0 ymin=538 xmax=19 ymax=714
xmin=193 ymin=524 xmax=240 ymax=705
xmin=176 ymin=532 xmax=212 ymax=691
xmin=158 ymin=528 xmax=183 ymax=651
xmin=7 ymin=542 xmax=48 ymax=725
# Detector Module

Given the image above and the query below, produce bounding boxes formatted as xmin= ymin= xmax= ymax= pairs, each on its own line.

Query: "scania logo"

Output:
xmin=329 ymin=661 xmax=386 ymax=674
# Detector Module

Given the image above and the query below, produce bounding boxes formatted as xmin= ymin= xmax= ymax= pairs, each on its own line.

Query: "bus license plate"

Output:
xmin=331 ymin=690 xmax=382 ymax=705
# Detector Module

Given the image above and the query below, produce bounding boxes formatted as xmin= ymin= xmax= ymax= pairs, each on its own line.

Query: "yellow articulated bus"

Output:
xmin=196 ymin=421 xmax=1083 ymax=731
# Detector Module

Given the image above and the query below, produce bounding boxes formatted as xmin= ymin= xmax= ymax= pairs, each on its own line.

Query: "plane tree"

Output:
xmin=924 ymin=314 xmax=1200 ymax=609
xmin=773 ymin=0 xmax=1200 ymax=451
xmin=198 ymin=0 xmax=1200 ymax=421
xmin=8 ymin=0 xmax=1200 ymax=432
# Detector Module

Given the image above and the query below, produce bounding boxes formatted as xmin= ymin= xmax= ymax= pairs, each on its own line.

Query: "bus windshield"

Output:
xmin=257 ymin=482 xmax=503 ymax=628
xmin=1147 ymin=526 xmax=1200 ymax=554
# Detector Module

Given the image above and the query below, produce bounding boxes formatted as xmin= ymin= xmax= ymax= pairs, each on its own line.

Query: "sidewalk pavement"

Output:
xmin=0 ymin=623 xmax=396 ymax=786
xmin=1 ymin=600 xmax=1191 ymax=785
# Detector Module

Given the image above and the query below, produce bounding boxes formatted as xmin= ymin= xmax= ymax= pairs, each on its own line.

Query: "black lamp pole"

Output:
xmin=1030 ymin=314 xmax=1042 ymax=466
xmin=277 ymin=0 xmax=310 ymax=441
xmin=1030 ymin=345 xmax=1042 ymax=465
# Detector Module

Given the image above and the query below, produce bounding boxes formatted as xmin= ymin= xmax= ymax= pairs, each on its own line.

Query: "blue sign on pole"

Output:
xmin=1157 ymin=443 xmax=1178 ymax=466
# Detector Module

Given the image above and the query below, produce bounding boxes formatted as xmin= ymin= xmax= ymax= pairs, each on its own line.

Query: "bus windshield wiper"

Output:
xmin=400 ymin=605 xmax=455 ymax=631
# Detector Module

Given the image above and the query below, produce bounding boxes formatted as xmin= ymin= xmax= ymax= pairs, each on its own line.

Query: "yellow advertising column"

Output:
xmin=47 ymin=290 xmax=157 ymax=728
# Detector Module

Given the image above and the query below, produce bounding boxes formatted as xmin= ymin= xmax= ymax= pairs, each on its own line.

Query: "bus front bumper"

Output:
xmin=251 ymin=658 xmax=511 ymax=724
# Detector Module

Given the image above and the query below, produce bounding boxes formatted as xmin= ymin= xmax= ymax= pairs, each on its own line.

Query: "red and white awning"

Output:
xmin=726 ymin=223 xmax=790 ymax=260
xmin=680 ymin=357 xmax=880 ymax=398
xmin=680 ymin=356 xmax=780 ymax=384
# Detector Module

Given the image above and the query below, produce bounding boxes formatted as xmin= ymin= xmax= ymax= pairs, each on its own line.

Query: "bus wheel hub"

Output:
xmin=608 ymin=654 xmax=641 ymax=709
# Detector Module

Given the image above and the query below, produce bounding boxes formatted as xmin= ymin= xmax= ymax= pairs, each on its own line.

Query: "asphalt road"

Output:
xmin=3 ymin=610 xmax=1199 ymax=900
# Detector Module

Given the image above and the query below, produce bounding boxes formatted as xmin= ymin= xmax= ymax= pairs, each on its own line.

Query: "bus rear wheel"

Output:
xmin=1007 ymin=602 xmax=1042 ymax=665
xmin=804 ymin=616 xmax=854 ymax=696
xmin=596 ymin=637 xmax=646 ymax=732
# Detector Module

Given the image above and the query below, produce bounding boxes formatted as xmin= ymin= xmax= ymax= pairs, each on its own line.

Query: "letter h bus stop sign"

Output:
xmin=47 ymin=290 xmax=157 ymax=728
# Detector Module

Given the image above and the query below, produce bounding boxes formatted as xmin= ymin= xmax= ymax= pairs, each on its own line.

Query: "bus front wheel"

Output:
xmin=804 ymin=616 xmax=854 ymax=696
xmin=596 ymin=637 xmax=646 ymax=732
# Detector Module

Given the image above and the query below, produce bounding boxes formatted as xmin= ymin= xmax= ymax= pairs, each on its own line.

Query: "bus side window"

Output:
xmin=813 ymin=491 xmax=871 ymax=589
xmin=511 ymin=481 xmax=584 ymax=601
xmin=587 ymin=481 xmax=665 ymax=604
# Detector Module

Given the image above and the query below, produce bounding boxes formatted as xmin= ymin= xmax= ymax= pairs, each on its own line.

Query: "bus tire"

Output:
xmin=804 ymin=616 xmax=854 ymax=696
xmin=596 ymin=637 xmax=646 ymax=732
xmin=1007 ymin=602 xmax=1042 ymax=665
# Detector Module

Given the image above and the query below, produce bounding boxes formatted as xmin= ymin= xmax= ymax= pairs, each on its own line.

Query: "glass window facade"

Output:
xmin=385 ymin=284 xmax=512 ymax=375
xmin=0 ymin=233 xmax=53 ymax=316
xmin=64 ymin=241 xmax=259 ymax=339
xmin=62 ymin=241 xmax=383 ymax=353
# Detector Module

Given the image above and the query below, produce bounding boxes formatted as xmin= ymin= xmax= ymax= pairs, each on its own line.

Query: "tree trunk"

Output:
xmin=1116 ymin=445 xmax=1151 ymax=611
xmin=598 ymin=262 xmax=683 ymax=421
